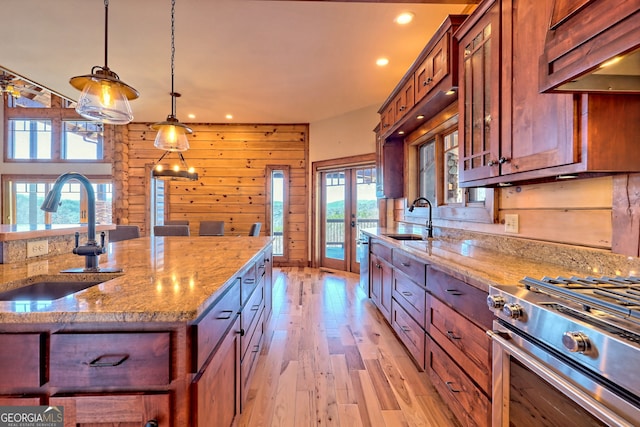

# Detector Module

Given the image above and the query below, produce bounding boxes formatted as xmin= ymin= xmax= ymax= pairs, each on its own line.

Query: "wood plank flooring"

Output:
xmin=237 ymin=267 xmax=461 ymax=426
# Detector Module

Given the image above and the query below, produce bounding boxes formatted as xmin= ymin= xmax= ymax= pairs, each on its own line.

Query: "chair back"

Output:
xmin=154 ymin=225 xmax=190 ymax=236
xmin=109 ymin=225 xmax=140 ymax=242
xmin=165 ymin=220 xmax=189 ymax=226
xmin=248 ymin=222 xmax=261 ymax=236
xmin=199 ymin=220 xmax=225 ymax=236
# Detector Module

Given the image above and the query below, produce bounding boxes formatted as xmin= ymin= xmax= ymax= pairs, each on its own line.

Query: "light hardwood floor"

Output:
xmin=237 ymin=267 xmax=461 ymax=427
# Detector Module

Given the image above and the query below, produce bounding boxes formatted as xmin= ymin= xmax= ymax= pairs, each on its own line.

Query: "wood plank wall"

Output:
xmin=113 ymin=123 xmax=309 ymax=266
xmin=395 ymin=176 xmax=616 ymax=249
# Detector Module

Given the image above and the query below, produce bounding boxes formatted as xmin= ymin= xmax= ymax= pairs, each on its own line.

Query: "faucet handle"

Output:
xmin=74 ymin=231 xmax=80 ymax=248
xmin=100 ymin=231 xmax=106 ymax=248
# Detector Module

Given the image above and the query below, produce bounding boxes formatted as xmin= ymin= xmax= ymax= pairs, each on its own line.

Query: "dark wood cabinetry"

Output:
xmin=457 ymin=0 xmax=640 ymax=187
xmin=369 ymin=239 xmax=393 ymax=321
xmin=540 ymin=0 xmax=640 ymax=93
xmin=426 ymin=266 xmax=493 ymax=427
xmin=0 ymin=333 xmax=43 ymax=388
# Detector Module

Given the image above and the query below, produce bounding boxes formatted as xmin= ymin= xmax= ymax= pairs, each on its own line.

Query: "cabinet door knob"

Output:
xmin=145 ymin=420 xmax=159 ymax=427
xmin=487 ymin=159 xmax=497 ymax=167
xmin=499 ymin=157 xmax=509 ymax=164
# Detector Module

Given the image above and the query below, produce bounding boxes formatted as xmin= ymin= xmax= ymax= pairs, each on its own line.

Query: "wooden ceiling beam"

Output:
xmin=261 ymin=1 xmax=479 ymax=3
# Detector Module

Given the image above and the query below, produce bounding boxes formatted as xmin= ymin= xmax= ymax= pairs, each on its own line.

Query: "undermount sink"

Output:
xmin=0 ymin=274 xmax=120 ymax=301
xmin=384 ymin=234 xmax=425 ymax=241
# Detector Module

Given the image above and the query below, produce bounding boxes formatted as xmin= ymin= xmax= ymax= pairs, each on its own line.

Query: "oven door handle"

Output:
xmin=488 ymin=330 xmax=635 ymax=427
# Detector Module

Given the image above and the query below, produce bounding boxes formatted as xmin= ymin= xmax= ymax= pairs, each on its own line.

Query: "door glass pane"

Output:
xmin=271 ymin=170 xmax=284 ymax=256
xmin=354 ymin=167 xmax=378 ymax=266
xmin=325 ymin=171 xmax=345 ymax=261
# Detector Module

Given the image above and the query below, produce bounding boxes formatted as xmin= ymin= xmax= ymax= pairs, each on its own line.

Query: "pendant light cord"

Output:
xmin=104 ymin=0 xmax=109 ymax=69
xmin=170 ymin=0 xmax=177 ymax=117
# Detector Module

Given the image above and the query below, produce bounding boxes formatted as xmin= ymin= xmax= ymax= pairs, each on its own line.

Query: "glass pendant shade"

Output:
xmin=152 ymin=117 xmax=192 ymax=151
xmin=71 ymin=69 xmax=137 ymax=124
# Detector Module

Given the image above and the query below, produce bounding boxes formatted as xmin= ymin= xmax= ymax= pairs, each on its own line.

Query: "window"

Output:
xmin=63 ymin=121 xmax=104 ymax=160
xmin=267 ymin=165 xmax=290 ymax=261
xmin=2 ymin=176 xmax=112 ymax=225
xmin=7 ymin=119 xmax=52 ymax=159
xmin=419 ymin=139 xmax=436 ymax=202
xmin=443 ymin=131 xmax=463 ymax=204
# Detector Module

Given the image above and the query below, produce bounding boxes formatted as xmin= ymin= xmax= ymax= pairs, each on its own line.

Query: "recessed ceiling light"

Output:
xmin=188 ymin=113 xmax=196 ymax=119
xmin=394 ymin=12 xmax=415 ymax=25
xmin=376 ymin=58 xmax=389 ymax=67
xmin=416 ymin=115 xmax=425 ymax=120
xmin=398 ymin=130 xmax=405 ymax=135
xmin=225 ymin=114 xmax=233 ymax=120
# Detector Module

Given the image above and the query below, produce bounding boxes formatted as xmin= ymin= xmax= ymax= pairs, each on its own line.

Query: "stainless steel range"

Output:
xmin=487 ymin=275 xmax=640 ymax=426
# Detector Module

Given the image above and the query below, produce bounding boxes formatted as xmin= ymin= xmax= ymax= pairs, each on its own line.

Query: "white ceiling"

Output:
xmin=1 ymin=0 xmax=474 ymax=124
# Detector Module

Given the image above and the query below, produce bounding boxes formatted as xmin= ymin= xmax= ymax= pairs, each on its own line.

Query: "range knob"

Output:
xmin=562 ymin=331 xmax=591 ymax=354
xmin=486 ymin=295 xmax=506 ymax=309
xmin=502 ymin=303 xmax=524 ymax=319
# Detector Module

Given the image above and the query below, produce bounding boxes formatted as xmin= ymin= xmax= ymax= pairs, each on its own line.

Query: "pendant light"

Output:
xmin=70 ymin=0 xmax=139 ymax=125
xmin=151 ymin=0 xmax=192 ymax=152
xmin=152 ymin=150 xmax=198 ymax=181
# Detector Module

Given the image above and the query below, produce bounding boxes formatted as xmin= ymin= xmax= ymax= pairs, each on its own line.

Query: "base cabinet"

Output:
xmin=193 ymin=317 xmax=241 ymax=427
xmin=50 ymin=393 xmax=171 ymax=427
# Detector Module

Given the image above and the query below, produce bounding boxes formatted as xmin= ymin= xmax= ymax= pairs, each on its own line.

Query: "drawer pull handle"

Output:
xmin=245 ymin=279 xmax=256 ymax=284
xmin=216 ymin=310 xmax=234 ymax=320
xmin=445 ymin=381 xmax=460 ymax=393
xmin=88 ymin=354 xmax=129 ymax=367
xmin=400 ymin=326 xmax=411 ymax=333
xmin=253 ymin=345 xmax=260 ymax=353
xmin=251 ymin=304 xmax=260 ymax=311
xmin=237 ymin=328 xmax=246 ymax=336
xmin=145 ymin=421 xmax=159 ymax=427
xmin=446 ymin=289 xmax=463 ymax=296
xmin=447 ymin=331 xmax=462 ymax=340
xmin=401 ymin=262 xmax=410 ymax=267
xmin=402 ymin=291 xmax=412 ymax=297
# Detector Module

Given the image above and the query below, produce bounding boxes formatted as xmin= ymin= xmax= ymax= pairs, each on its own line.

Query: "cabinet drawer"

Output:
xmin=241 ymin=263 xmax=258 ymax=305
xmin=427 ymin=267 xmax=494 ymax=330
xmin=428 ymin=296 xmax=491 ymax=394
xmin=426 ymin=336 xmax=490 ymax=427
xmin=370 ymin=240 xmax=392 ymax=263
xmin=393 ymin=250 xmax=427 ymax=285
xmin=391 ymin=300 xmax=425 ymax=370
xmin=393 ymin=269 xmax=426 ymax=328
xmin=194 ymin=279 xmax=241 ymax=371
xmin=50 ymin=332 xmax=170 ymax=388
xmin=0 ymin=333 xmax=44 ymax=388
xmin=241 ymin=283 xmax=264 ymax=359
xmin=241 ymin=309 xmax=264 ymax=407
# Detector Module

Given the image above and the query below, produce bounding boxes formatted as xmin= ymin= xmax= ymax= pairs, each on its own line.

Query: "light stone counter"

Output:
xmin=0 ymin=236 xmax=272 ymax=324
xmin=362 ymin=226 xmax=640 ymax=292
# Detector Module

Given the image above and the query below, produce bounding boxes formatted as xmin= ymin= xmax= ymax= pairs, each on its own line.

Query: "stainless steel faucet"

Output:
xmin=41 ymin=172 xmax=109 ymax=272
xmin=408 ymin=197 xmax=433 ymax=238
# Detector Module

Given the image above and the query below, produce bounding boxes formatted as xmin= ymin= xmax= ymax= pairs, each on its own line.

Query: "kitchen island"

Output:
xmin=0 ymin=235 xmax=273 ymax=426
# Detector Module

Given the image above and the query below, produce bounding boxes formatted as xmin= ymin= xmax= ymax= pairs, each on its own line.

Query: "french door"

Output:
xmin=320 ymin=165 xmax=377 ymax=273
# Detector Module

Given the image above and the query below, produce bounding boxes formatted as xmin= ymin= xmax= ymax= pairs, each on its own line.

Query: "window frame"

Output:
xmin=405 ymin=104 xmax=496 ymax=224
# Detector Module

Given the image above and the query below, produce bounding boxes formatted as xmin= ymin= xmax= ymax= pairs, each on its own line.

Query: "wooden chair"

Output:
xmin=154 ymin=225 xmax=190 ymax=236
xmin=248 ymin=222 xmax=261 ymax=236
xmin=109 ymin=225 xmax=140 ymax=242
xmin=199 ymin=221 xmax=225 ymax=236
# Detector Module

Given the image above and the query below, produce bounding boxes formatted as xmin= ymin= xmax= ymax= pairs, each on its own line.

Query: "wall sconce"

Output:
xmin=69 ymin=0 xmax=139 ymax=125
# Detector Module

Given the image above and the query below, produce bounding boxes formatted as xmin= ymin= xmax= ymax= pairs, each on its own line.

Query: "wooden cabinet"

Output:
xmin=50 ymin=394 xmax=171 ymax=427
xmin=540 ymin=0 xmax=640 ymax=92
xmin=457 ymin=0 xmax=640 ymax=187
xmin=426 ymin=266 xmax=493 ymax=427
xmin=0 ymin=333 xmax=44 ymax=389
xmin=375 ymin=134 xmax=404 ymax=199
xmin=415 ymin=36 xmax=449 ymax=102
xmin=394 ymin=76 xmax=415 ymax=121
xmin=193 ymin=316 xmax=241 ymax=427
xmin=369 ymin=239 xmax=393 ymax=321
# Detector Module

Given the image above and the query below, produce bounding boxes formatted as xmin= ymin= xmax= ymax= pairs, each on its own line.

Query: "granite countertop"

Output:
xmin=361 ymin=227 xmax=638 ymax=292
xmin=0 ymin=224 xmax=116 ymax=241
xmin=0 ymin=236 xmax=272 ymax=324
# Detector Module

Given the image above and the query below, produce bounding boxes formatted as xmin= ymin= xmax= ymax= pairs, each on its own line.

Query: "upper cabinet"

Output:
xmin=456 ymin=0 xmax=640 ymax=187
xmin=378 ymin=15 xmax=467 ymax=140
xmin=539 ymin=0 xmax=640 ymax=93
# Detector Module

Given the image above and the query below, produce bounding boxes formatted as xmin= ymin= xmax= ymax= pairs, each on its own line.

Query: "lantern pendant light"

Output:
xmin=70 ymin=0 xmax=139 ymax=125
xmin=152 ymin=0 xmax=192 ymax=152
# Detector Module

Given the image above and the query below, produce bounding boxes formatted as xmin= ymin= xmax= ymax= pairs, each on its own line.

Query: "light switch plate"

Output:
xmin=505 ymin=214 xmax=519 ymax=233
xmin=27 ymin=239 xmax=49 ymax=257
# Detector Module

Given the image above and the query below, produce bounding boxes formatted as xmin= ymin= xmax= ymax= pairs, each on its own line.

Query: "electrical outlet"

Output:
xmin=27 ymin=239 xmax=49 ymax=258
xmin=505 ymin=214 xmax=519 ymax=233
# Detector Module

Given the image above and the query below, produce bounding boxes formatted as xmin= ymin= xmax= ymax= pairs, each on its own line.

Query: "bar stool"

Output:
xmin=199 ymin=221 xmax=225 ymax=236
xmin=154 ymin=225 xmax=190 ymax=236
xmin=248 ymin=222 xmax=261 ymax=236
xmin=109 ymin=225 xmax=140 ymax=242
